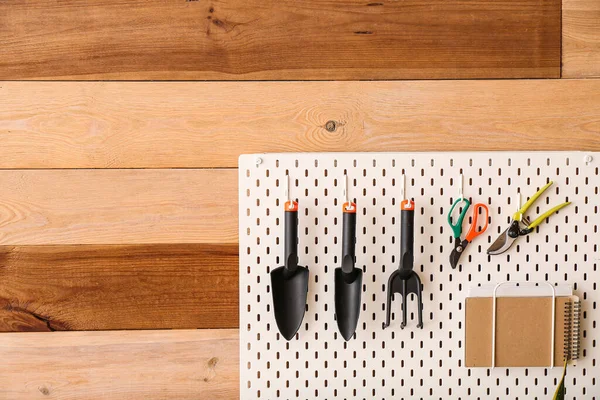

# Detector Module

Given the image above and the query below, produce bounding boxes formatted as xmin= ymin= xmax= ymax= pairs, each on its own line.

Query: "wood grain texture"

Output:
xmin=0 ymin=329 xmax=239 ymax=399
xmin=0 ymin=244 xmax=238 ymax=332
xmin=0 ymin=169 xmax=237 ymax=245
xmin=563 ymin=0 xmax=600 ymax=77
xmin=0 ymin=0 xmax=560 ymax=80
xmin=2 ymin=80 xmax=600 ymax=169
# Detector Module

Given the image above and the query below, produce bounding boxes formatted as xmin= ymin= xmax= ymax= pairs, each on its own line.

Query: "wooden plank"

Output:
xmin=0 ymin=169 xmax=237 ymax=245
xmin=0 ymin=0 xmax=560 ymax=80
xmin=2 ymin=80 xmax=600 ymax=169
xmin=563 ymin=0 xmax=600 ymax=77
xmin=0 ymin=329 xmax=239 ymax=399
xmin=0 ymin=244 xmax=238 ymax=332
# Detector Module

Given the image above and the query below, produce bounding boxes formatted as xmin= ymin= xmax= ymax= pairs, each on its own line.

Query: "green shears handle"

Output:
xmin=528 ymin=201 xmax=571 ymax=229
xmin=513 ymin=180 xmax=571 ymax=229
xmin=513 ymin=181 xmax=553 ymax=222
xmin=447 ymin=198 xmax=471 ymax=238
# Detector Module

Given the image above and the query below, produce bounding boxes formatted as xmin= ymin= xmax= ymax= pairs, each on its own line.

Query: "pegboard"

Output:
xmin=238 ymin=152 xmax=599 ymax=399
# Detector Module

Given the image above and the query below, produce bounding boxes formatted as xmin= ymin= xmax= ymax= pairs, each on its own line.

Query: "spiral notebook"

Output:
xmin=465 ymin=285 xmax=581 ymax=367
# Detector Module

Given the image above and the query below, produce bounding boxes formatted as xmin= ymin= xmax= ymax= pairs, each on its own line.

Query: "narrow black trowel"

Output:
xmin=270 ymin=180 xmax=309 ymax=341
xmin=335 ymin=200 xmax=362 ymax=340
xmin=335 ymin=176 xmax=363 ymax=340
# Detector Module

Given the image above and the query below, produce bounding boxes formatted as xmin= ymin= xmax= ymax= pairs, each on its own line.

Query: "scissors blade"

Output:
xmin=486 ymin=227 xmax=517 ymax=255
xmin=449 ymin=239 xmax=469 ymax=269
xmin=449 ymin=249 xmax=461 ymax=269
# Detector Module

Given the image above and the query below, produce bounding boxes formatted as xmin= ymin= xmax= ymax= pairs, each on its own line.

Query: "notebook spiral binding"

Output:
xmin=572 ymin=301 xmax=581 ymax=361
xmin=564 ymin=301 xmax=573 ymax=361
xmin=563 ymin=300 xmax=582 ymax=361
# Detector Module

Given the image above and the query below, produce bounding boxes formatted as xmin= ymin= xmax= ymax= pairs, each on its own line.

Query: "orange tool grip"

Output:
xmin=343 ymin=202 xmax=357 ymax=213
xmin=465 ymin=203 xmax=489 ymax=242
xmin=401 ymin=199 xmax=415 ymax=211
xmin=285 ymin=200 xmax=298 ymax=212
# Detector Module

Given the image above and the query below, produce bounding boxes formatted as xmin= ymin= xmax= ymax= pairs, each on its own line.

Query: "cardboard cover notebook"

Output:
xmin=465 ymin=284 xmax=581 ymax=367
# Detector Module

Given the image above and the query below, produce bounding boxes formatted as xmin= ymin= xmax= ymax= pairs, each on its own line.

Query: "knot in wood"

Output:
xmin=325 ymin=120 xmax=337 ymax=132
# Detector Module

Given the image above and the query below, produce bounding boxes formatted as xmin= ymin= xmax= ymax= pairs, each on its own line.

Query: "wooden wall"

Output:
xmin=1 ymin=0 xmax=560 ymax=80
xmin=0 ymin=0 xmax=599 ymax=398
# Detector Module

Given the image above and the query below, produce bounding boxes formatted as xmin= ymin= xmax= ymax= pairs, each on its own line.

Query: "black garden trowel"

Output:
xmin=270 ymin=198 xmax=309 ymax=341
xmin=335 ymin=199 xmax=363 ymax=341
xmin=384 ymin=198 xmax=423 ymax=329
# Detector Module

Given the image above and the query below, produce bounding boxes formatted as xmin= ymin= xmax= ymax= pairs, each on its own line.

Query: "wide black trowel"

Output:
xmin=270 ymin=198 xmax=309 ymax=341
xmin=335 ymin=200 xmax=362 ymax=340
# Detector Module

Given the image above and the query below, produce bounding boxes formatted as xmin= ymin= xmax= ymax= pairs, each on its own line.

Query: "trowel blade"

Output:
xmin=270 ymin=265 xmax=309 ymax=341
xmin=334 ymin=268 xmax=363 ymax=341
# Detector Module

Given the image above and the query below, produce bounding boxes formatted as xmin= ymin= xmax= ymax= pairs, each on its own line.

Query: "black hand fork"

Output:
xmin=384 ymin=199 xmax=423 ymax=329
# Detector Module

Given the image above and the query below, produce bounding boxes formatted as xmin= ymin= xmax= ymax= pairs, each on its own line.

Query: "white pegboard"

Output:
xmin=239 ymin=152 xmax=599 ymax=400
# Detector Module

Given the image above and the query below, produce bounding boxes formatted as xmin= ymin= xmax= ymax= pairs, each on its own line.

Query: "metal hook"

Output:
xmin=458 ymin=173 xmax=464 ymax=201
xmin=400 ymin=173 xmax=406 ymax=201
xmin=515 ymin=188 xmax=531 ymax=224
xmin=343 ymin=173 xmax=349 ymax=203
xmin=285 ymin=174 xmax=292 ymax=209
xmin=514 ymin=189 xmax=533 ymax=226
xmin=343 ymin=173 xmax=354 ymax=211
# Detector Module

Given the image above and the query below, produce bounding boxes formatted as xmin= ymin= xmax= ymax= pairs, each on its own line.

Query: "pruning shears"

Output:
xmin=487 ymin=181 xmax=571 ymax=255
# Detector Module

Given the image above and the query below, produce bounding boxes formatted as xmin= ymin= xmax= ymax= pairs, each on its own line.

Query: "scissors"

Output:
xmin=447 ymin=198 xmax=489 ymax=269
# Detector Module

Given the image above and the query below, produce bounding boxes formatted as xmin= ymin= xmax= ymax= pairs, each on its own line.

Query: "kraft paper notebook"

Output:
xmin=465 ymin=284 xmax=581 ymax=367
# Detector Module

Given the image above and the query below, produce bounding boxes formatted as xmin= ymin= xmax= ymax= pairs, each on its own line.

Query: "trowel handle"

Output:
xmin=284 ymin=201 xmax=299 ymax=274
xmin=400 ymin=200 xmax=415 ymax=273
xmin=341 ymin=202 xmax=357 ymax=275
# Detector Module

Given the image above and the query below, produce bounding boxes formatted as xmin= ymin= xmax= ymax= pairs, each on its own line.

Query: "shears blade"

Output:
xmin=449 ymin=239 xmax=469 ymax=269
xmin=486 ymin=227 xmax=516 ymax=255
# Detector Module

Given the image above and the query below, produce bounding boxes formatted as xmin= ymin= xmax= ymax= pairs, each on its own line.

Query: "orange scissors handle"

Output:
xmin=465 ymin=203 xmax=489 ymax=243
